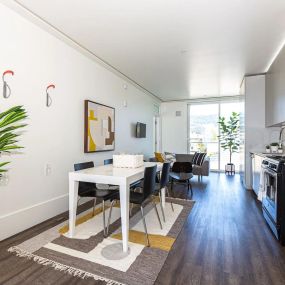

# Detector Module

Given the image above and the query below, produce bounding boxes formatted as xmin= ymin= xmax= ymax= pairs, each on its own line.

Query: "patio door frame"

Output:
xmin=187 ymin=96 xmax=243 ymax=172
xmin=153 ymin=115 xmax=161 ymax=153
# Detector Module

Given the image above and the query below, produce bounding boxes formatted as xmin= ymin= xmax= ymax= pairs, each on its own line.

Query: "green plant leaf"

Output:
xmin=0 ymin=161 xmax=10 ymax=173
xmin=0 ymin=106 xmax=24 ymax=120
xmin=0 ymin=145 xmax=24 ymax=151
xmin=218 ymin=111 xmax=240 ymax=160
xmin=0 ymin=161 xmax=10 ymax=167
xmin=0 ymin=106 xmax=28 ymax=171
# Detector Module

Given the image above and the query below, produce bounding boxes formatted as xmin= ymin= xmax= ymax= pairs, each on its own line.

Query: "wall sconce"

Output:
xmin=2 ymin=70 xmax=14 ymax=99
xmin=46 ymin=84 xmax=55 ymax=107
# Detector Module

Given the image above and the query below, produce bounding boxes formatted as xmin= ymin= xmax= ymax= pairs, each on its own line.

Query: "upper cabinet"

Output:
xmin=239 ymin=75 xmax=266 ymax=189
xmin=266 ymin=46 xmax=285 ymax=127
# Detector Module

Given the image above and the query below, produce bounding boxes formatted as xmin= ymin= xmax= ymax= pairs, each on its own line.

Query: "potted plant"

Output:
xmin=0 ymin=106 xmax=27 ymax=180
xmin=265 ymin=145 xmax=271 ymax=153
xmin=218 ymin=112 xmax=240 ymax=175
xmin=270 ymin=142 xmax=279 ymax=153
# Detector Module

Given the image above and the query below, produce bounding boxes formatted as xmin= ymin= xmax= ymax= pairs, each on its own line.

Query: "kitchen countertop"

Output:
xmin=250 ymin=152 xmax=285 ymax=157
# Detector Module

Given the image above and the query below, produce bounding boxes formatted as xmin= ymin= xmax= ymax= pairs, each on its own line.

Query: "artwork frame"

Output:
xmin=84 ymin=100 xmax=115 ymax=153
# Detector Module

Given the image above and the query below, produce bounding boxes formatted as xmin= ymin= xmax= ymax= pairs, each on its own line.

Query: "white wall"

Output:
xmin=161 ymin=102 xmax=188 ymax=154
xmin=0 ymin=3 xmax=160 ymax=240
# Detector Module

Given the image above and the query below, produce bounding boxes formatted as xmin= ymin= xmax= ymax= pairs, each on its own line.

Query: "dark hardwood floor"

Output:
xmin=1 ymin=173 xmax=285 ymax=285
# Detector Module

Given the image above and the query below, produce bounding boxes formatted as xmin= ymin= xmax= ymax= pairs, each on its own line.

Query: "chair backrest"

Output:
xmin=142 ymin=165 xmax=157 ymax=200
xmin=74 ymin=161 xmax=94 ymax=171
xmin=172 ymin=161 xmax=192 ymax=173
xmin=74 ymin=161 xmax=95 ymax=194
xmin=104 ymin=158 xmax=113 ymax=165
xmin=160 ymin=162 xmax=171 ymax=188
xmin=149 ymin=157 xmax=157 ymax=162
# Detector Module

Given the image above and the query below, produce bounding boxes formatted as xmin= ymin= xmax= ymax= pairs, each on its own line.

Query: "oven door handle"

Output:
xmin=264 ymin=168 xmax=278 ymax=177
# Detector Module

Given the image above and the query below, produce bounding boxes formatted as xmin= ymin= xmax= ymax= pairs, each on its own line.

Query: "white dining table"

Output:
xmin=68 ymin=162 xmax=164 ymax=256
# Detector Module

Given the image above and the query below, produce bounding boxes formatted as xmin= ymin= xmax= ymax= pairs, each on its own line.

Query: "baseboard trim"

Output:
xmin=0 ymin=194 xmax=69 ymax=241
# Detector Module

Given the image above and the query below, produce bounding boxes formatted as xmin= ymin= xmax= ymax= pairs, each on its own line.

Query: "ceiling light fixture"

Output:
xmin=265 ymin=38 xmax=285 ymax=71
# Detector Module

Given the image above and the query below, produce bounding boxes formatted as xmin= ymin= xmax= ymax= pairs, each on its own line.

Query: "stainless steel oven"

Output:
xmin=263 ymin=168 xmax=278 ymax=222
xmin=261 ymin=157 xmax=284 ymax=240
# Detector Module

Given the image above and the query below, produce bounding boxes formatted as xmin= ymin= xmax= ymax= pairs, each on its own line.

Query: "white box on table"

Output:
xmin=113 ymin=154 xmax=144 ymax=168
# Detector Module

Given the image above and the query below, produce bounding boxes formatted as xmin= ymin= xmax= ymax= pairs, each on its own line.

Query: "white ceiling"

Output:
xmin=15 ymin=0 xmax=285 ymax=101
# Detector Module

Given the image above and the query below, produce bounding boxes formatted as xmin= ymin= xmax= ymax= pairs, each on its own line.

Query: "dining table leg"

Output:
xmin=119 ymin=181 xmax=130 ymax=253
xmin=101 ymin=180 xmax=131 ymax=259
xmin=68 ymin=179 xmax=78 ymax=238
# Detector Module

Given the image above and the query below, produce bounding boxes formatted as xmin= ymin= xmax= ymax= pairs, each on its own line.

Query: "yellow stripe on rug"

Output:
xmin=59 ymin=202 xmax=121 ymax=234
xmin=59 ymin=208 xmax=103 ymax=235
xmin=111 ymin=230 xmax=175 ymax=251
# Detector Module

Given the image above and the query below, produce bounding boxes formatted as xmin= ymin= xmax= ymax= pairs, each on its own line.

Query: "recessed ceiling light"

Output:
xmin=180 ymin=49 xmax=188 ymax=54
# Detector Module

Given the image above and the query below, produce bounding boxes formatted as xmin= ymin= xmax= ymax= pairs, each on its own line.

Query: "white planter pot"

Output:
xmin=271 ymin=146 xmax=278 ymax=153
xmin=225 ymin=163 xmax=235 ymax=174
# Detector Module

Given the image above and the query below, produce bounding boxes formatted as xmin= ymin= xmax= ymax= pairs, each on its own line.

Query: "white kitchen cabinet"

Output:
xmin=266 ymin=45 xmax=285 ymax=127
xmin=239 ymin=75 xmax=279 ymax=189
xmin=251 ymin=153 xmax=263 ymax=196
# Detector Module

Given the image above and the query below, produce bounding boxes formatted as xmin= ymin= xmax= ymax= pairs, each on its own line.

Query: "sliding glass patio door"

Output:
xmin=188 ymin=103 xmax=219 ymax=170
xmin=188 ymin=100 xmax=242 ymax=171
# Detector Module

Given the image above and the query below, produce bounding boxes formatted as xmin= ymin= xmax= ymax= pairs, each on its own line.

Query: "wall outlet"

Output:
xmin=175 ymin=110 xmax=182 ymax=117
xmin=45 ymin=164 xmax=52 ymax=176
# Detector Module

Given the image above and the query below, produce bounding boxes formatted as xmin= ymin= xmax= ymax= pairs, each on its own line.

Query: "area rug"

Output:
xmin=8 ymin=197 xmax=194 ymax=285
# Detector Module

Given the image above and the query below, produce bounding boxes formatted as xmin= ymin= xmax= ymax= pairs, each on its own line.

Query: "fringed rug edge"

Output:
xmin=7 ymin=246 xmax=125 ymax=285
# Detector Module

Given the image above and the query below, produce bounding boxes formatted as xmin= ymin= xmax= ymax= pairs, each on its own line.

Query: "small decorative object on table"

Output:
xmin=265 ymin=145 xmax=270 ymax=153
xmin=113 ymin=154 xmax=144 ymax=168
xmin=278 ymin=147 xmax=283 ymax=154
xmin=270 ymin=142 xmax=279 ymax=153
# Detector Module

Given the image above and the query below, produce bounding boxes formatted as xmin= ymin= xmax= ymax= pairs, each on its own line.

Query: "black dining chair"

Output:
xmin=74 ymin=161 xmax=119 ymax=237
xmin=100 ymin=158 xmax=119 ymax=190
xmin=103 ymin=157 xmax=142 ymax=216
xmin=105 ymin=157 xmax=143 ymax=192
xmin=107 ymin=165 xmax=162 ymax=246
xmin=154 ymin=162 xmax=174 ymax=222
xmin=169 ymin=162 xmax=193 ymax=199
xmin=103 ymin=158 xmax=141 ymax=190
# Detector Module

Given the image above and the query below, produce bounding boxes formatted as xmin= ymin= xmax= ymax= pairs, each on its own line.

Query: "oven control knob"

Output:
xmin=272 ymin=164 xmax=276 ymax=170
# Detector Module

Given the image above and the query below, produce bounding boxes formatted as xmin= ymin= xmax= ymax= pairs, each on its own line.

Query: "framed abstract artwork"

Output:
xmin=84 ymin=100 xmax=115 ymax=153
